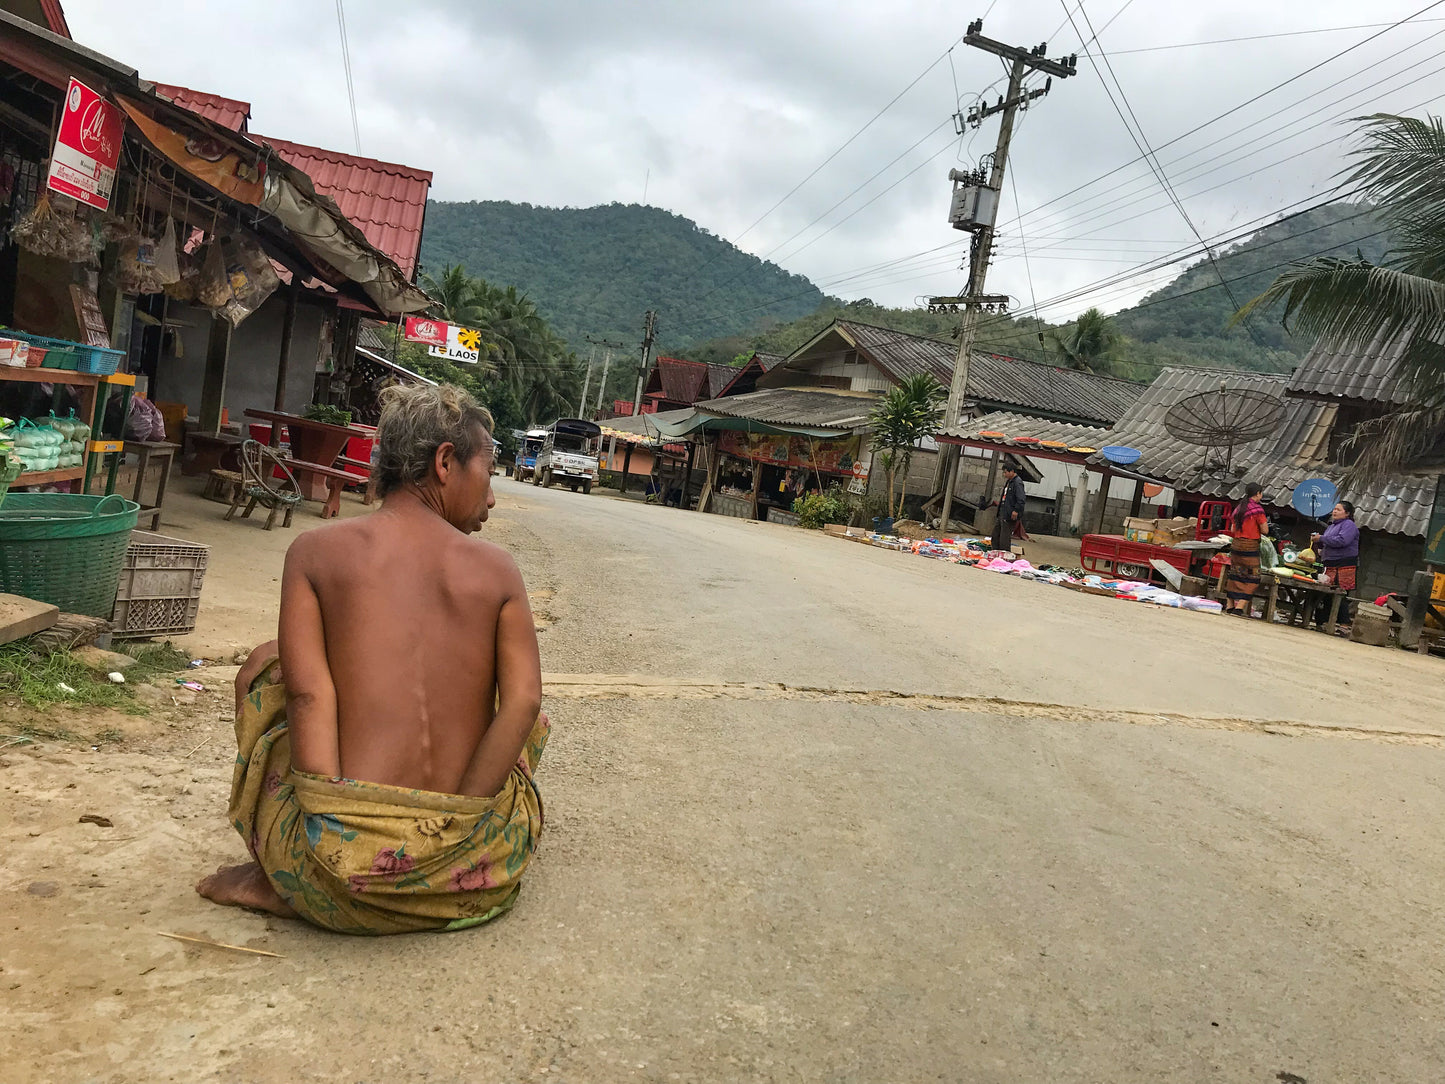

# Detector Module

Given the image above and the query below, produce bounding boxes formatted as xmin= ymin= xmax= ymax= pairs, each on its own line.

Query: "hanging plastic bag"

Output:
xmin=118 ymin=234 xmax=165 ymax=295
xmin=219 ymin=235 xmax=280 ymax=326
xmin=195 ymin=239 xmax=232 ymax=309
xmin=154 ymin=217 xmax=181 ymax=285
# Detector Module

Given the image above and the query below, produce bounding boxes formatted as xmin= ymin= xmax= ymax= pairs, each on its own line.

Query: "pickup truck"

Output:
xmin=531 ymin=418 xmax=601 ymax=494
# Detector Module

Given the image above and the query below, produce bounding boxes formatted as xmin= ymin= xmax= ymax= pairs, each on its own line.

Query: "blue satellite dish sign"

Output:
xmin=1291 ymin=477 xmax=1338 ymax=518
xmin=1101 ymin=445 xmax=1141 ymax=465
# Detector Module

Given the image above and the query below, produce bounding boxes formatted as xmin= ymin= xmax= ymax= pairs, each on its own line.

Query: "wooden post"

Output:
xmin=620 ymin=444 xmax=633 ymax=494
xmin=749 ymin=459 xmax=763 ymax=520
xmin=199 ymin=316 xmax=231 ymax=433
xmin=1401 ymin=569 xmax=1434 ymax=649
xmin=681 ymin=439 xmax=697 ymax=507
xmin=271 ymin=288 xmax=298 ymax=425
xmin=983 ymin=449 xmax=1001 ymax=507
xmin=1093 ymin=467 xmax=1113 ymax=535
xmin=1129 ymin=477 xmax=1145 ymax=518
xmin=698 ymin=440 xmax=720 ymax=513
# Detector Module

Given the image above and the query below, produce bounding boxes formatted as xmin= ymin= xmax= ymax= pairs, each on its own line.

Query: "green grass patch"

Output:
xmin=0 ymin=640 xmax=190 ymax=713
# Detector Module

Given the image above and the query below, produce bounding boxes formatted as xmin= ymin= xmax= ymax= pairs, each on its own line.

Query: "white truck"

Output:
xmin=531 ymin=418 xmax=601 ymax=494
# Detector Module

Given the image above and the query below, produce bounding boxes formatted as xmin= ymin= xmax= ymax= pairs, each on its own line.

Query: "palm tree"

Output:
xmin=1236 ymin=113 xmax=1445 ymax=479
xmin=419 ymin=264 xmax=484 ymax=325
xmin=1048 ymin=307 xmax=1118 ymax=372
xmin=869 ymin=374 xmax=947 ymax=519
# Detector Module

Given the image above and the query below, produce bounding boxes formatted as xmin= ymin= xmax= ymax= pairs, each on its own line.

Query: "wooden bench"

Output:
xmin=286 ymin=458 xmax=360 ymax=519
xmin=337 ymin=454 xmax=378 ymax=505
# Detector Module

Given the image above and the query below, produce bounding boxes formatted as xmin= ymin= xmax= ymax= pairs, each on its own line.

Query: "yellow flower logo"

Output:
xmin=456 ymin=328 xmax=482 ymax=352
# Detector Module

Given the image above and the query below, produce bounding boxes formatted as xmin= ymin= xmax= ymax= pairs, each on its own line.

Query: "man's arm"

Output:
xmin=459 ymin=555 xmax=543 ymax=798
xmin=277 ymin=540 xmax=341 ymax=777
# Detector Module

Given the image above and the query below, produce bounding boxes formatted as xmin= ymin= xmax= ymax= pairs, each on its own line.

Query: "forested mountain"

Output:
xmin=415 ymin=198 xmax=1393 ymax=402
xmin=688 ymin=203 xmax=1394 ymax=379
xmin=419 ymin=200 xmax=825 ymax=357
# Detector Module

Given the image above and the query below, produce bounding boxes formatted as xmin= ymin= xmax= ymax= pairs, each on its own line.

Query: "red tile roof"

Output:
xmin=253 ymin=136 xmax=432 ymax=278
xmin=152 ymin=83 xmax=251 ymax=131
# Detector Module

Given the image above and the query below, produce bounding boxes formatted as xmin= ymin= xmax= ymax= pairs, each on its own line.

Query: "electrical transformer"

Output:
xmin=948 ymin=182 xmax=999 ymax=232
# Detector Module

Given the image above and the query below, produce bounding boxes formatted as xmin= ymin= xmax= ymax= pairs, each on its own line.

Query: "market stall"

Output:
xmin=647 ymin=388 xmax=876 ymax=522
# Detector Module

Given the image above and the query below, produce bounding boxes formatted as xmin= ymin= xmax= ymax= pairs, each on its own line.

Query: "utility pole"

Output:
xmin=937 ymin=20 xmax=1076 ymax=533
xmin=585 ymin=336 xmax=626 ymax=417
xmin=632 ymin=310 xmax=658 ymax=416
xmin=577 ymin=347 xmax=596 ymax=416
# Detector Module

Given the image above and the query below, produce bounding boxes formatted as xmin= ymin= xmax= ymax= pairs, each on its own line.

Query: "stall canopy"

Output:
xmin=0 ymin=9 xmax=430 ymax=317
xmin=938 ymin=411 xmax=1110 ymax=465
xmin=600 ymin=407 xmax=696 ymax=446
xmin=649 ymin=387 xmax=877 ymax=440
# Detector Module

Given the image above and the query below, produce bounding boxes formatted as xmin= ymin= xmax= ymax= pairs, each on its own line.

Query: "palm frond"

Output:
xmin=1341 ymin=401 xmax=1445 ymax=483
xmin=1343 ymin=114 xmax=1445 ymax=228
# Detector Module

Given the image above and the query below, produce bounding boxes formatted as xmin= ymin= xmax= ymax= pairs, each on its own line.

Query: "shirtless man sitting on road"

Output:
xmin=198 ymin=384 xmax=548 ymax=934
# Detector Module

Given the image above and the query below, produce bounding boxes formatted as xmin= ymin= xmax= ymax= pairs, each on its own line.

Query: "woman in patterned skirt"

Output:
xmin=1225 ymin=483 xmax=1268 ymax=616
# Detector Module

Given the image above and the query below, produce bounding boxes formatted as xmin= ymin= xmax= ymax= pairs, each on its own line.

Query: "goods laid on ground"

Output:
xmin=827 ymin=529 xmax=1223 ymax=614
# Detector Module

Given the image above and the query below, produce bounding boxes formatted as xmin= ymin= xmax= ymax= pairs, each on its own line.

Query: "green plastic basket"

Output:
xmin=0 ymin=493 xmax=139 ymax=617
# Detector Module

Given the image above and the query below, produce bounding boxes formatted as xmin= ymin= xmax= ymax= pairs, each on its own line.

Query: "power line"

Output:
xmin=1108 ymin=18 xmax=1445 ymax=55
xmin=1011 ymin=23 xmax=1445 ymax=244
xmin=996 ymin=1 xmax=1445 ymax=234
xmin=334 ymin=0 xmax=361 ymax=153
xmin=1063 ymin=0 xmax=1273 ymax=353
xmin=708 ymin=41 xmax=961 ymax=255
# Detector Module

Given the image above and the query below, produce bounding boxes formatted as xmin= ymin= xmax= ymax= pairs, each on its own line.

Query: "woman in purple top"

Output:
xmin=1311 ymin=501 xmax=1359 ymax=630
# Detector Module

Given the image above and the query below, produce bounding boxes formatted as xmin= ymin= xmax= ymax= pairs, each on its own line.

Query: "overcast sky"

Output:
xmin=64 ymin=0 xmax=1445 ymax=325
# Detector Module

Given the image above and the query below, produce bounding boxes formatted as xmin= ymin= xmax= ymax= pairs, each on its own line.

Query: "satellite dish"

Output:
xmin=1164 ymin=383 xmax=1285 ymax=477
xmin=1290 ymin=477 xmax=1338 ymax=519
xmin=1101 ymin=445 xmax=1141 ymax=465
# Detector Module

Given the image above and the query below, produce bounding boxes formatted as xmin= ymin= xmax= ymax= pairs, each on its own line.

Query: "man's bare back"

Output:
xmin=280 ymin=498 xmax=538 ymax=797
xmin=201 ymin=385 xmax=546 ymax=925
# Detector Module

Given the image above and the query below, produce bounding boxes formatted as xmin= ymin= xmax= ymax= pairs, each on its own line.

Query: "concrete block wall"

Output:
xmin=1357 ymin=530 xmax=1429 ymax=601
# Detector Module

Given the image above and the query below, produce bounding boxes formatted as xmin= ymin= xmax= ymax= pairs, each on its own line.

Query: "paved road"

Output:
xmin=7 ymin=477 xmax=1444 ymax=1083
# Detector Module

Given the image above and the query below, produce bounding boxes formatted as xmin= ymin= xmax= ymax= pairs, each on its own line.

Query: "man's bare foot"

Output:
xmin=196 ymin=862 xmax=298 ymax=919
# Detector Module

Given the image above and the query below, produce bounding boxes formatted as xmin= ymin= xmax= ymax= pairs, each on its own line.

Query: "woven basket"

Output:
xmin=0 ymin=493 xmax=139 ymax=616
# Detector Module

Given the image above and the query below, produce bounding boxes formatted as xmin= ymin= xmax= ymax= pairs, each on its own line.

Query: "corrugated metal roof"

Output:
xmin=152 ymin=83 xmax=251 ymax=131
xmin=707 ymin=362 xmax=737 ymax=398
xmin=1288 ymin=329 xmax=1411 ymax=405
xmin=833 ymin=320 xmax=1145 ymax=425
xmin=1096 ymin=366 xmax=1436 ymax=536
xmin=694 ymin=387 xmax=881 ymax=430
xmin=940 ymin=412 xmax=1108 ymax=451
xmin=255 ymin=136 xmax=433 ymax=278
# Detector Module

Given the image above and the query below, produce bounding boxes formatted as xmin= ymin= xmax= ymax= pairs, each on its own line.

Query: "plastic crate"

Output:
xmin=111 ymin=529 xmax=208 ymax=639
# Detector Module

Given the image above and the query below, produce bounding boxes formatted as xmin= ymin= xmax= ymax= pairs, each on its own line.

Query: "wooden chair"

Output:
xmin=226 ymin=439 xmax=302 ymax=530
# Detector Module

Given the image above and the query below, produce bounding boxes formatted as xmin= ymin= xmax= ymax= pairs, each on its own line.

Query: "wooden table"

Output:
xmin=1263 ymin=572 xmax=1347 ymax=630
xmin=243 ymin=409 xmax=371 ymax=501
xmin=124 ymin=440 xmax=179 ymax=531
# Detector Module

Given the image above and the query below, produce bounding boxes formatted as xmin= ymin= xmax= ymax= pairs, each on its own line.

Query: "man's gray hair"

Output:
xmin=375 ymin=384 xmax=494 ymax=497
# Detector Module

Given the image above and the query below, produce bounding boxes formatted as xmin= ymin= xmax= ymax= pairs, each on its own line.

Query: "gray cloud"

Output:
xmin=63 ymin=0 xmax=1445 ymax=323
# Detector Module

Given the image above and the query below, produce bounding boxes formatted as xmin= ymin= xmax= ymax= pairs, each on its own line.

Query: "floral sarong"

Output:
xmin=228 ymin=663 xmax=548 ymax=934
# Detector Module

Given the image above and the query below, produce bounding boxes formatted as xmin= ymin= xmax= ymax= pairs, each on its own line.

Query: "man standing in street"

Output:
xmin=991 ymin=461 xmax=1026 ymax=553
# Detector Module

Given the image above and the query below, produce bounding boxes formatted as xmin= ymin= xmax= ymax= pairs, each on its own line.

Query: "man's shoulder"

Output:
xmin=284 ymin=518 xmax=371 ymax=565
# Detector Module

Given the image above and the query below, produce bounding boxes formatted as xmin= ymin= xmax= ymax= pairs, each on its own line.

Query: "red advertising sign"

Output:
xmin=404 ymin=316 xmax=449 ymax=347
xmin=47 ymin=78 xmax=123 ymax=211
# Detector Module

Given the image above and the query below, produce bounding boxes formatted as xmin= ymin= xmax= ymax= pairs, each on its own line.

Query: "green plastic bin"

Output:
xmin=0 ymin=493 xmax=140 ymax=617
